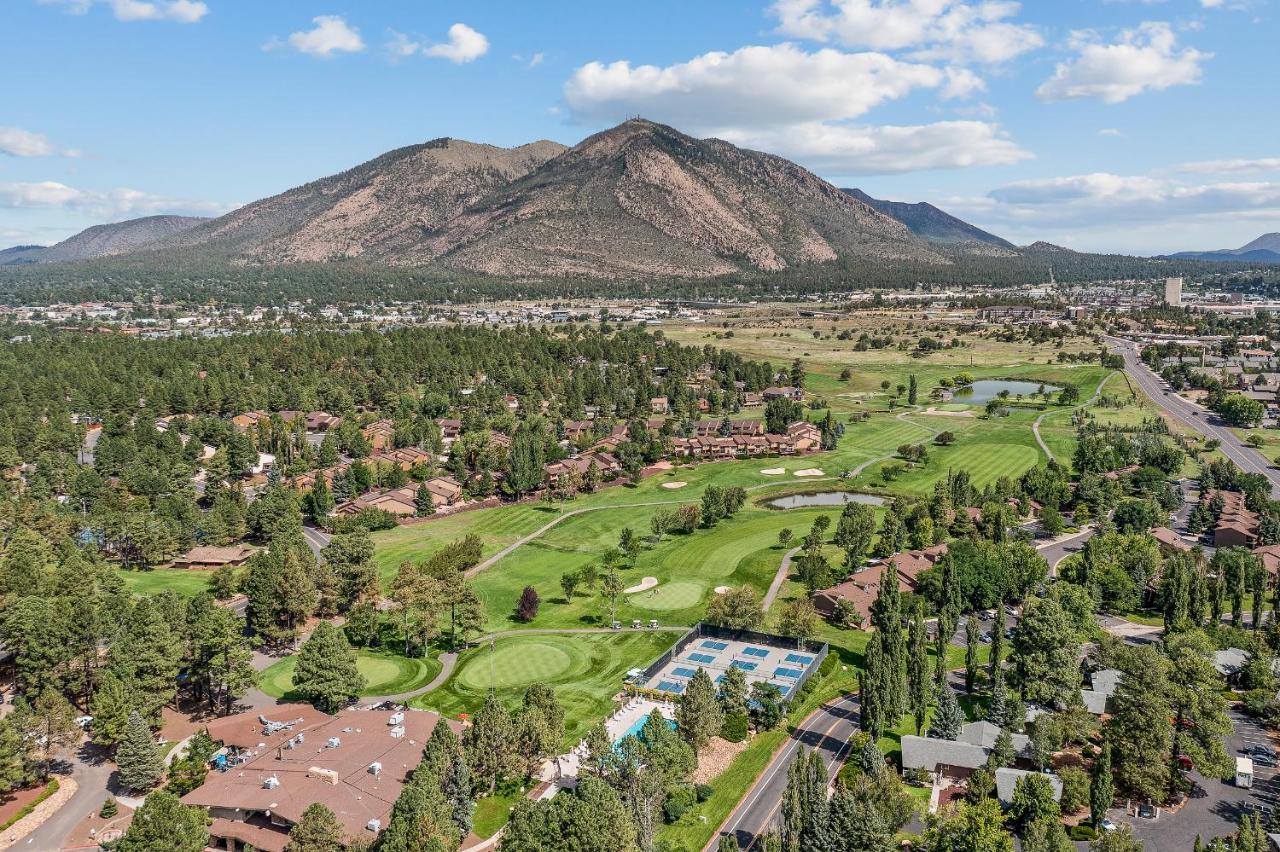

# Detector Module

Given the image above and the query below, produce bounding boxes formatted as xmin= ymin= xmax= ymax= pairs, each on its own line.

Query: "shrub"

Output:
xmin=904 ymin=768 xmax=931 ymax=787
xmin=695 ymin=783 xmax=714 ymax=803
xmin=1057 ymin=766 xmax=1089 ymax=815
xmin=515 ymin=586 xmax=540 ymax=622
xmin=100 ymin=797 xmax=118 ymax=819
xmin=721 ymin=713 xmax=749 ymax=743
xmin=663 ymin=784 xmax=697 ymax=823
xmin=1068 ymin=825 xmax=1097 ymax=841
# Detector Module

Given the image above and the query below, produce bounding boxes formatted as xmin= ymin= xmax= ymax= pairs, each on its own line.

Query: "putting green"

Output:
xmin=456 ymin=641 xmax=575 ymax=690
xmin=628 ymin=580 xmax=704 ymax=611
xmin=259 ymin=648 xmax=440 ymax=699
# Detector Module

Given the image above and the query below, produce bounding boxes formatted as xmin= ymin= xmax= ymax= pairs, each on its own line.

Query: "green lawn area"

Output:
xmin=473 ymin=790 xmax=523 ymax=839
xmin=114 ymin=566 xmax=211 ymax=597
xmin=258 ymin=648 xmax=441 ymax=699
xmin=409 ymin=631 xmax=674 ymax=749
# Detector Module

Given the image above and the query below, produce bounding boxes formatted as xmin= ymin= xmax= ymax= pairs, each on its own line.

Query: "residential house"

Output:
xmin=786 ymin=421 xmax=822 ymax=451
xmin=362 ymin=420 xmax=396 ymax=453
xmin=1150 ymin=526 xmax=1193 ymax=555
xmin=232 ymin=411 xmax=270 ymax=433
xmin=1209 ymin=490 xmax=1259 ymax=547
xmin=810 ymin=544 xmax=947 ymax=625
xmin=763 ymin=386 xmax=804 ymax=402
xmin=172 ymin=544 xmax=257 ymax=570
xmin=333 ymin=489 xmax=419 ymax=518
xmin=742 ymin=392 xmax=764 ymax=408
xmin=900 ymin=721 xmax=1030 ymax=780
xmin=420 ymin=476 xmax=464 ymax=508
xmin=1079 ymin=668 xmax=1122 ymax=715
xmin=995 ymin=768 xmax=1062 ymax=806
xmin=650 ymin=396 xmax=670 ymax=414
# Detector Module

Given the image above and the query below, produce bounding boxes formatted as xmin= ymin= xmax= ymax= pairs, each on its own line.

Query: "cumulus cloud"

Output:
xmin=720 ymin=120 xmax=1031 ymax=174
xmin=1177 ymin=157 xmax=1280 ymax=175
xmin=771 ymin=0 xmax=1042 ymax=64
xmin=1098 ymin=128 xmax=1124 ymax=138
xmin=1036 ymin=22 xmax=1209 ymax=103
xmin=0 ymin=127 xmax=80 ymax=158
xmin=563 ymin=42 xmax=1025 ymax=175
xmin=0 ymin=180 xmax=231 ymax=218
xmin=40 ymin=0 xmax=208 ymax=23
xmin=385 ymin=23 xmax=489 ymax=64
xmin=566 ymin=43 xmax=967 ymax=128
xmin=271 ymin=15 xmax=365 ymax=58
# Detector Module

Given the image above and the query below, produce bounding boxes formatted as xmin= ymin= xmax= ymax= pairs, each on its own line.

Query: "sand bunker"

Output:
xmin=923 ymin=407 xmax=975 ymax=418
xmin=794 ymin=468 xmax=824 ymax=477
xmin=662 ymin=481 xmax=688 ymax=489
xmin=624 ymin=576 xmax=659 ymax=594
xmin=760 ymin=467 xmax=785 ymax=475
xmin=713 ymin=586 xmax=731 ymax=594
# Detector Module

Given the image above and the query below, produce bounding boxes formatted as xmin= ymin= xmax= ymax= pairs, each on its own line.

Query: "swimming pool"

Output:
xmin=616 ymin=713 xmax=677 ymax=743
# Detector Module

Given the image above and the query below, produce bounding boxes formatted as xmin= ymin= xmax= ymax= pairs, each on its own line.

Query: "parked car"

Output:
xmin=979 ymin=632 xmax=993 ymax=644
xmin=1100 ymin=818 xmax=1119 ymax=833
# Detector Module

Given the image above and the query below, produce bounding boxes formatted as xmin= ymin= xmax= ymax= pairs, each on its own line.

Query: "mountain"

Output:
xmin=1166 ymin=233 xmax=1280 ymax=263
xmin=1021 ymin=241 xmax=1076 ymax=253
xmin=157 ymin=138 xmax=569 ymax=264
xmin=1 ymin=215 xmax=208 ymax=266
xmin=841 ymin=188 xmax=1015 ymax=253
xmin=145 ymin=119 xmax=939 ymax=278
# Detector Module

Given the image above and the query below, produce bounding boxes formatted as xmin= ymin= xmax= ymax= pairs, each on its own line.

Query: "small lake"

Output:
xmin=766 ymin=492 xmax=887 ymax=509
xmin=951 ymin=379 xmax=1061 ymax=405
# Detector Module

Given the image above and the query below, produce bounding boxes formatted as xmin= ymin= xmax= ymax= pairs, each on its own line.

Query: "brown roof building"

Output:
xmin=811 ymin=544 xmax=948 ymax=626
xmin=173 ymin=545 xmax=257 ymax=570
xmin=183 ymin=705 xmax=464 ymax=851
xmin=1209 ymin=490 xmax=1259 ymax=548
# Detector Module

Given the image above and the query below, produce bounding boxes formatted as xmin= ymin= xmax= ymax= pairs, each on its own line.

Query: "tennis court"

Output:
xmin=639 ymin=628 xmax=824 ymax=700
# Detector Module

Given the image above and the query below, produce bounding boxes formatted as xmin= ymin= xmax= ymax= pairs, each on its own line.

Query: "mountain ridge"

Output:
xmin=1166 ymin=232 xmax=1280 ymax=263
xmin=1 ymin=215 xmax=208 ymax=266
xmin=840 ymin=188 xmax=1015 ymax=254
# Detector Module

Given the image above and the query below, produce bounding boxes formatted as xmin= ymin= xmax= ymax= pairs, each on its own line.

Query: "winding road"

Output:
xmin=1108 ymin=336 xmax=1280 ymax=498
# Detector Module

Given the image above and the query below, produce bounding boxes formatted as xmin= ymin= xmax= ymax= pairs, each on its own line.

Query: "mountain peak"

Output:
xmin=841 ymin=188 xmax=1014 ymax=253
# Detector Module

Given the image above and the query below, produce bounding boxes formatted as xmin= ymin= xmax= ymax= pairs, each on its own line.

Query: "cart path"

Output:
xmin=1030 ymin=370 xmax=1118 ymax=461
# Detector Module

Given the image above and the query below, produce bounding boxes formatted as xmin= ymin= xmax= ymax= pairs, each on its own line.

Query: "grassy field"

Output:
xmin=409 ymin=631 xmax=674 ymax=748
xmin=258 ymin=648 xmax=441 ymax=699
xmin=114 ymin=566 xmax=211 ymax=597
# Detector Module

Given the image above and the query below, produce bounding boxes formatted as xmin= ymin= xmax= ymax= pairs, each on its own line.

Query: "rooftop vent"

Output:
xmin=369 ymin=762 xmax=382 ymax=775
xmin=326 ymin=737 xmax=341 ymax=749
xmin=366 ymin=819 xmax=381 ymax=833
xmin=388 ymin=712 xmax=404 ymax=726
xmin=263 ymin=775 xmax=280 ymax=789
xmin=389 ymin=726 xmax=405 ymax=739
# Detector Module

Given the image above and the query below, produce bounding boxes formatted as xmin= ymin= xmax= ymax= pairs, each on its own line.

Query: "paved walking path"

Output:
xmin=762 ymin=547 xmax=801 ymax=612
xmin=1030 ymin=370 xmax=1117 ymax=460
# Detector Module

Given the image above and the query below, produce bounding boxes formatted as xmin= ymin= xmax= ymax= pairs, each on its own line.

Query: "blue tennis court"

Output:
xmin=672 ymin=667 xmax=697 ymax=678
xmin=774 ymin=667 xmax=803 ymax=679
xmin=785 ymin=654 xmax=814 ymax=665
xmin=743 ymin=647 xmax=769 ymax=658
xmin=701 ymin=640 xmax=729 ymax=651
xmin=657 ymin=681 xmax=685 ymax=694
xmin=777 ymin=685 xmax=791 ymax=695
xmin=731 ymin=660 xmax=758 ymax=671
xmin=689 ymin=653 xmax=716 ymax=664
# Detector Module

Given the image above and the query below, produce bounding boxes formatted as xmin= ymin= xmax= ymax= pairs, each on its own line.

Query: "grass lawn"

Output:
xmin=258 ymin=648 xmax=441 ymax=699
xmin=473 ymin=790 xmax=523 ymax=839
xmin=114 ymin=566 xmax=211 ymax=597
xmin=409 ymin=631 xmax=674 ymax=748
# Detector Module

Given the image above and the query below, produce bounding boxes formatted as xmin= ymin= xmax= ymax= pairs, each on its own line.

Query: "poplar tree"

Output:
xmin=965 ymin=615 xmax=980 ymax=692
xmin=907 ymin=606 xmax=930 ymax=735
xmin=1091 ymin=743 xmax=1114 ymax=828
xmin=869 ymin=564 xmax=905 ymax=719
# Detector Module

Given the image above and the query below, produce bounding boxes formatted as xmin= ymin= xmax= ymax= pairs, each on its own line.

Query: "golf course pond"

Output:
xmin=951 ymin=379 xmax=1061 ymax=405
xmin=765 ymin=491 xmax=887 ymax=509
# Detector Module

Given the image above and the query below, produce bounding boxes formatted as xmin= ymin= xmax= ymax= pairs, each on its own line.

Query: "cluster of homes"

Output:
xmin=179 ymin=704 xmax=465 ymax=852
xmin=810 ymin=544 xmax=950 ymax=627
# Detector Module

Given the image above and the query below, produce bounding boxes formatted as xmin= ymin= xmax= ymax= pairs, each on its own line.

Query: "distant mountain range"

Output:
xmin=840 ymin=188 xmax=1015 ymax=254
xmin=1166 ymin=233 xmax=1280 ymax=263
xmin=2 ymin=119 xmax=1045 ymax=279
xmin=0 ymin=215 xmax=208 ymax=266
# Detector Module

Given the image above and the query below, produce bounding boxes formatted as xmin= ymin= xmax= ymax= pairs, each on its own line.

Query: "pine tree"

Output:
xmin=419 ymin=720 xmax=473 ymax=837
xmin=89 ymin=671 xmax=133 ymax=750
xmin=676 ymin=668 xmax=723 ymax=752
xmin=986 ymin=674 xmax=1008 ymax=726
xmin=0 ymin=717 xmax=28 ymax=794
xmin=928 ymin=684 xmax=964 ymax=740
xmin=826 ymin=783 xmax=896 ymax=852
xmin=292 ymin=621 xmax=365 ymax=713
xmin=115 ymin=791 xmax=208 ymax=852
xmin=117 ymin=711 xmax=164 ymax=793
xmin=465 ymin=690 xmax=516 ymax=794
xmin=860 ymin=738 xmax=885 ymax=778
xmin=989 ymin=729 xmax=1015 ymax=769
xmin=285 ymin=802 xmax=347 ymax=852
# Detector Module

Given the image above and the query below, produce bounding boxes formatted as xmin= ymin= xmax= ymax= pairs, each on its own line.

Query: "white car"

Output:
xmin=74 ymin=715 xmax=93 ymax=730
xmin=1100 ymin=818 xmax=1119 ymax=833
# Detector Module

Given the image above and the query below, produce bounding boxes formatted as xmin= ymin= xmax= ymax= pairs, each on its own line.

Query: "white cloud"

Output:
xmin=1036 ymin=22 xmax=1209 ymax=103
xmin=0 ymin=127 xmax=80 ymax=158
xmin=1098 ymin=128 xmax=1124 ymax=137
xmin=0 ymin=180 xmax=231 ymax=218
xmin=771 ymin=0 xmax=1043 ymax=64
xmin=425 ymin=23 xmax=489 ymax=63
xmin=273 ymin=15 xmax=365 ymax=58
xmin=566 ymin=43 xmax=960 ymax=129
xmin=385 ymin=23 xmax=489 ymax=64
xmin=1177 ymin=157 xmax=1280 ymax=175
xmin=40 ymin=0 xmax=207 ymax=23
xmin=721 ymin=120 xmax=1031 ymax=174
xmin=527 ymin=52 xmax=545 ymax=69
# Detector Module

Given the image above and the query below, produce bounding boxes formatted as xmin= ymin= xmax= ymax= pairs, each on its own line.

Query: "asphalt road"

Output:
xmin=1107 ymin=337 xmax=1280 ymax=498
xmin=707 ymin=693 xmax=860 ymax=851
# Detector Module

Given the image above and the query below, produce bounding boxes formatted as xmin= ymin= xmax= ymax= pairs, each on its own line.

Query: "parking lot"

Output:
xmin=1106 ymin=709 xmax=1275 ymax=851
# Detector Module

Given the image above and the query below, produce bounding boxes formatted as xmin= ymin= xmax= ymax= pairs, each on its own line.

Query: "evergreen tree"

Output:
xmin=676 ymin=668 xmax=723 ymax=752
xmin=988 ymin=729 xmax=1015 ymax=769
xmin=117 ymin=711 xmax=164 ymax=793
xmin=89 ymin=671 xmax=133 ymax=750
xmin=965 ymin=615 xmax=980 ymax=692
xmin=869 ymin=563 xmax=905 ymax=719
xmin=928 ymin=684 xmax=964 ymax=740
xmin=1091 ymin=742 xmax=1114 ymax=828
xmin=0 ymin=717 xmax=29 ymax=794
xmin=465 ymin=690 xmax=517 ymax=794
xmin=907 ymin=606 xmax=930 ymax=734
xmin=418 ymin=719 xmax=473 ymax=837
xmin=826 ymin=782 xmax=896 ymax=852
xmin=285 ymin=802 xmax=347 ymax=852
xmin=292 ymin=621 xmax=365 ymax=713
xmin=115 ymin=791 xmax=209 ymax=852
xmin=718 ymin=665 xmax=750 ymax=718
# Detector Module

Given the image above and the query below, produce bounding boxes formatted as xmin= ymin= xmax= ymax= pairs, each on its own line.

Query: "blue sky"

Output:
xmin=2 ymin=0 xmax=1278 ymax=255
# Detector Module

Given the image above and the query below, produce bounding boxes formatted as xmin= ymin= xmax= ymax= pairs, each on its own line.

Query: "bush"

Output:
xmin=1068 ymin=825 xmax=1097 ymax=841
xmin=904 ymin=768 xmax=931 ymax=787
xmin=663 ymin=784 xmax=697 ymax=823
xmin=1242 ymin=689 xmax=1278 ymax=722
xmin=1057 ymin=766 xmax=1089 ymax=815
xmin=695 ymin=783 xmax=714 ymax=803
xmin=721 ymin=713 xmax=749 ymax=743
xmin=100 ymin=797 xmax=118 ymax=819
xmin=818 ymin=652 xmax=839 ymax=678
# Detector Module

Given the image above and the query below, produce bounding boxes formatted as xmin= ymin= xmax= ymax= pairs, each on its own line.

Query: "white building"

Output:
xmin=1165 ymin=277 xmax=1183 ymax=307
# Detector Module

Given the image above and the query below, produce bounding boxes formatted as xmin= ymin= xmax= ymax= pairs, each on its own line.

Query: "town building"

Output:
xmin=172 ymin=545 xmax=257 ymax=570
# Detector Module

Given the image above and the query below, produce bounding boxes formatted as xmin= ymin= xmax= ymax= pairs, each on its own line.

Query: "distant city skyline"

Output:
xmin=2 ymin=0 xmax=1278 ymax=255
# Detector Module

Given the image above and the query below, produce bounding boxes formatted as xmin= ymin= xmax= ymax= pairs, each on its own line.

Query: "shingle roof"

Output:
xmin=901 ymin=735 xmax=989 ymax=771
xmin=995 ymin=768 xmax=1063 ymax=804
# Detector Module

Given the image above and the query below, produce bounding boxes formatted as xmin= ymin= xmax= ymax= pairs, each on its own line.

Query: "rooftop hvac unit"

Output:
xmin=388 ymin=712 xmax=404 ymax=726
xmin=366 ymin=819 xmax=381 ymax=833
xmin=369 ymin=762 xmax=382 ymax=775
xmin=389 ymin=726 xmax=405 ymax=739
xmin=263 ymin=775 xmax=280 ymax=789
xmin=326 ymin=737 xmax=341 ymax=749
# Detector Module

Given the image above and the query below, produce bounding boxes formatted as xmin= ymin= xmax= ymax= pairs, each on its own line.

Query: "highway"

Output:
xmin=1107 ymin=336 xmax=1280 ymax=498
xmin=706 ymin=693 xmax=860 ymax=850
